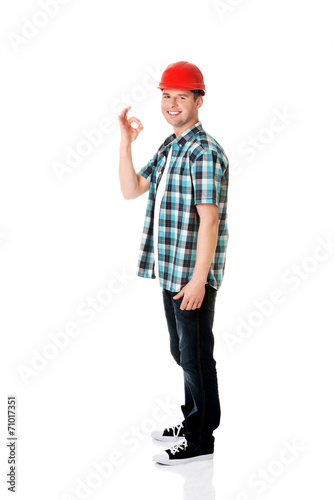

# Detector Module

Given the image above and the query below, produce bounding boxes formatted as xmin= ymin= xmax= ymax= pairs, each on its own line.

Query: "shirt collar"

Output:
xmin=162 ymin=121 xmax=203 ymax=151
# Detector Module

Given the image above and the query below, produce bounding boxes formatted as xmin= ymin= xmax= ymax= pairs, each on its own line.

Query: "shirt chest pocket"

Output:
xmin=170 ymin=163 xmax=193 ymax=200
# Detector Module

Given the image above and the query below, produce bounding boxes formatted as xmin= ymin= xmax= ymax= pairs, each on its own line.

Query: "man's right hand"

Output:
xmin=118 ymin=106 xmax=143 ymax=146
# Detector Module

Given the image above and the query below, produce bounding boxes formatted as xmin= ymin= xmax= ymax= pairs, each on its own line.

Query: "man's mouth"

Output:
xmin=167 ymin=111 xmax=181 ymax=116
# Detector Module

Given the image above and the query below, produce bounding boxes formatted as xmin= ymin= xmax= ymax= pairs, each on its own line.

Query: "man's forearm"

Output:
xmin=119 ymin=144 xmax=139 ymax=200
xmin=118 ymin=106 xmax=144 ymax=200
xmin=191 ymin=219 xmax=219 ymax=284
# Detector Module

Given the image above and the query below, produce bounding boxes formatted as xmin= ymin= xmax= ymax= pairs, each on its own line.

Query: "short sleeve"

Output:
xmin=137 ymin=151 xmax=159 ymax=182
xmin=190 ymin=149 xmax=225 ymax=206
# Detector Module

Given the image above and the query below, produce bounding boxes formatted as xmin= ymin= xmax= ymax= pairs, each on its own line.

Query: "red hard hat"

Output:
xmin=157 ymin=61 xmax=206 ymax=94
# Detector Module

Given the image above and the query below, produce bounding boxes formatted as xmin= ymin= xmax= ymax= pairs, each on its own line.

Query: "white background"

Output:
xmin=0 ymin=0 xmax=333 ymax=498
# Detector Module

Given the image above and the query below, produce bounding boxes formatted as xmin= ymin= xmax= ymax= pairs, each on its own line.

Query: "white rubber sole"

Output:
xmin=153 ymin=452 xmax=214 ymax=466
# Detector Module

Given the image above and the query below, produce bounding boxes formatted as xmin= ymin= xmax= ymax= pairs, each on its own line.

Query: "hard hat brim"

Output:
xmin=157 ymin=84 xmax=206 ymax=94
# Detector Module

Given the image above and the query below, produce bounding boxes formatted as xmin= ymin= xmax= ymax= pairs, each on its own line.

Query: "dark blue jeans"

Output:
xmin=162 ymin=283 xmax=221 ymax=453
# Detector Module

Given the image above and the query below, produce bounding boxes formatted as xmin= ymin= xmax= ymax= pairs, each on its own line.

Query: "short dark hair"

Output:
xmin=191 ymin=89 xmax=205 ymax=100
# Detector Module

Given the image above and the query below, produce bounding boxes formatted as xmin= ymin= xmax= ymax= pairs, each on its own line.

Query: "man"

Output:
xmin=118 ymin=61 xmax=229 ymax=465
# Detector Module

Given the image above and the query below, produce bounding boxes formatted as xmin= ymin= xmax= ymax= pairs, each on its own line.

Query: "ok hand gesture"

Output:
xmin=118 ymin=106 xmax=144 ymax=147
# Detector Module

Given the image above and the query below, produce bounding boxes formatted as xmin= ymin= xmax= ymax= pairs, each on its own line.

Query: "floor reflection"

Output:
xmin=154 ymin=459 xmax=216 ymax=500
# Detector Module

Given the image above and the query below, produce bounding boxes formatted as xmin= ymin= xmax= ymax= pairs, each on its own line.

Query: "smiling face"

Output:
xmin=161 ymin=89 xmax=203 ymax=137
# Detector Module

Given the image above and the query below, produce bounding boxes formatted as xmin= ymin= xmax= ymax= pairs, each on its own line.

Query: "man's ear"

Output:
xmin=196 ymin=96 xmax=204 ymax=110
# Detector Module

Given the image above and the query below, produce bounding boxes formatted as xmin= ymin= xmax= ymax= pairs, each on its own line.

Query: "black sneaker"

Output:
xmin=151 ymin=423 xmax=185 ymax=442
xmin=153 ymin=439 xmax=214 ymax=465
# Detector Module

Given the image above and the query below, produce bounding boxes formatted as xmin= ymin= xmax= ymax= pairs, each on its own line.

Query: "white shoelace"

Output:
xmin=166 ymin=424 xmax=184 ymax=437
xmin=170 ymin=439 xmax=188 ymax=456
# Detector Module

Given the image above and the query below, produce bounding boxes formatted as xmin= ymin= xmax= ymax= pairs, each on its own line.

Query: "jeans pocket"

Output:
xmin=173 ymin=295 xmax=184 ymax=310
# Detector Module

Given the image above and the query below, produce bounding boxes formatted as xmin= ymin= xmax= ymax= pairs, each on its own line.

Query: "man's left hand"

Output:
xmin=173 ymin=279 xmax=206 ymax=310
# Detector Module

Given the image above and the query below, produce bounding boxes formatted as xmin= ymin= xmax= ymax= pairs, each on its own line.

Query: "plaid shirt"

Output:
xmin=136 ymin=121 xmax=229 ymax=292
